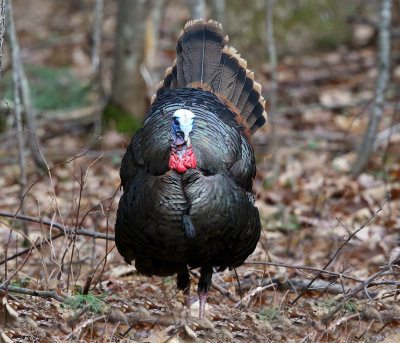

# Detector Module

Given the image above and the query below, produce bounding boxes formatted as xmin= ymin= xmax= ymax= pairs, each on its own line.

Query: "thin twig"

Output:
xmin=234 ymin=283 xmax=277 ymax=308
xmin=64 ymin=315 xmax=105 ymax=340
xmin=322 ymin=255 xmax=400 ymax=324
xmin=1 ymin=239 xmax=36 ymax=287
xmin=291 ymin=195 xmax=389 ymax=305
xmin=244 ymin=261 xmax=362 ymax=283
xmin=94 ymin=185 xmax=119 ymax=288
xmin=0 ymin=232 xmax=64 ymax=266
xmin=189 ymin=270 xmax=239 ymax=303
xmin=67 ymin=305 xmax=91 ymax=327
xmin=0 ymin=211 xmax=115 ymax=240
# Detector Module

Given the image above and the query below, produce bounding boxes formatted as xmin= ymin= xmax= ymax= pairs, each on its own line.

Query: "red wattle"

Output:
xmin=169 ymin=147 xmax=197 ymax=173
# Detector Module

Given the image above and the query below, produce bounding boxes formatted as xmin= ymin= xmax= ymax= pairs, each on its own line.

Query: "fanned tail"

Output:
xmin=152 ymin=20 xmax=266 ymax=135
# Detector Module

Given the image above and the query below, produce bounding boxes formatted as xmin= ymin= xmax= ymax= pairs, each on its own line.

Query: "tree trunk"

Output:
xmin=144 ymin=0 xmax=163 ymax=71
xmin=209 ymin=0 xmax=225 ymax=26
xmin=0 ymin=0 xmax=6 ymax=78
xmin=351 ymin=0 xmax=392 ymax=176
xmin=109 ymin=0 xmax=147 ymax=122
xmin=266 ymin=0 xmax=278 ymax=171
xmin=187 ymin=0 xmax=205 ymax=20
xmin=7 ymin=0 xmax=29 ymax=242
xmin=7 ymin=0 xmax=46 ymax=171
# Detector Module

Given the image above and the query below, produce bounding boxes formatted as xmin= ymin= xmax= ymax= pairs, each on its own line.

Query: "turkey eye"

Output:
xmin=173 ymin=118 xmax=179 ymax=125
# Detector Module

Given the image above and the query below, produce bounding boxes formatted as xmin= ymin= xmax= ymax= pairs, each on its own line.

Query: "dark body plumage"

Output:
xmin=115 ymin=20 xmax=266 ymax=317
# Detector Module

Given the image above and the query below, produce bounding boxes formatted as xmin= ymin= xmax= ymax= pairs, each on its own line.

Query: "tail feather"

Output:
xmin=153 ymin=20 xmax=267 ymax=135
xmin=177 ymin=20 xmax=225 ymax=86
xmin=217 ymin=52 xmax=241 ymax=99
xmin=229 ymin=65 xmax=247 ymax=107
xmin=235 ymin=76 xmax=254 ymax=112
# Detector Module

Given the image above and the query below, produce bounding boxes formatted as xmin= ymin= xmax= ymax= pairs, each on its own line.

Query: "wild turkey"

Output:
xmin=115 ymin=20 xmax=266 ymax=318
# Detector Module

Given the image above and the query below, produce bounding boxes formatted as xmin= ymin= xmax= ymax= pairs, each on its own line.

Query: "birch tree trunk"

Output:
xmin=7 ymin=0 xmax=45 ymax=171
xmin=0 ymin=0 xmax=5 ymax=78
xmin=351 ymin=0 xmax=392 ymax=176
xmin=266 ymin=0 xmax=278 ymax=168
xmin=7 ymin=0 xmax=28 ymax=240
xmin=109 ymin=0 xmax=147 ymax=122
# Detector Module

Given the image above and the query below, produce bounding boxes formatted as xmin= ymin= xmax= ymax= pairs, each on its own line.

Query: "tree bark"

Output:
xmin=91 ymin=0 xmax=104 ymax=75
xmin=209 ymin=0 xmax=225 ymax=26
xmin=144 ymin=0 xmax=163 ymax=71
xmin=266 ymin=0 xmax=278 ymax=169
xmin=110 ymin=0 xmax=147 ymax=120
xmin=351 ymin=0 xmax=392 ymax=176
xmin=7 ymin=0 xmax=28 ymax=239
xmin=0 ymin=0 xmax=5 ymax=78
xmin=7 ymin=0 xmax=46 ymax=171
xmin=187 ymin=0 xmax=206 ymax=20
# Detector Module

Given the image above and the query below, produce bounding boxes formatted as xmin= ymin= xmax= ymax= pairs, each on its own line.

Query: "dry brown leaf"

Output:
xmin=0 ymin=331 xmax=14 ymax=343
xmin=319 ymin=89 xmax=353 ymax=109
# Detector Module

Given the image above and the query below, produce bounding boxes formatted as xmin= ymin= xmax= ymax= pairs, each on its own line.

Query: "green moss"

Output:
xmin=256 ymin=307 xmax=281 ymax=321
xmin=225 ymin=0 xmax=356 ymax=60
xmin=103 ymin=101 xmax=143 ymax=134
xmin=10 ymin=277 xmax=31 ymax=288
xmin=0 ymin=66 xmax=92 ymax=111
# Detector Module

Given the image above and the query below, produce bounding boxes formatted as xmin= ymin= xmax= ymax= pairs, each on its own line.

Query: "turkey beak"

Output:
xmin=182 ymin=127 xmax=192 ymax=145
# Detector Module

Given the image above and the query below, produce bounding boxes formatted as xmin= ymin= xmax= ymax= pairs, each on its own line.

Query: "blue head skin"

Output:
xmin=171 ymin=109 xmax=195 ymax=150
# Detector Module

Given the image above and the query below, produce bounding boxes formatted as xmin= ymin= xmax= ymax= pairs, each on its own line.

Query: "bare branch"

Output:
xmin=244 ymin=261 xmax=363 ymax=283
xmin=0 ymin=232 xmax=64 ymax=266
xmin=0 ymin=285 xmax=66 ymax=302
xmin=190 ymin=270 xmax=240 ymax=303
xmin=291 ymin=195 xmax=389 ymax=305
xmin=2 ymin=239 xmax=35 ymax=287
xmin=0 ymin=211 xmax=115 ymax=241
xmin=322 ymin=256 xmax=400 ymax=324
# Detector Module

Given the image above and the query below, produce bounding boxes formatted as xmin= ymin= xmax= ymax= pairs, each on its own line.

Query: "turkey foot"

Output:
xmin=198 ymin=290 xmax=209 ymax=319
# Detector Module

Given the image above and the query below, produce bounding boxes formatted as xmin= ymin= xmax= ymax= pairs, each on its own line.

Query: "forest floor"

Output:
xmin=1 ymin=3 xmax=400 ymax=342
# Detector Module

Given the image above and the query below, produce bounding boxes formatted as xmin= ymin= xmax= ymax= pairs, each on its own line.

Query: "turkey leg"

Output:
xmin=198 ymin=266 xmax=213 ymax=319
xmin=177 ymin=268 xmax=191 ymax=308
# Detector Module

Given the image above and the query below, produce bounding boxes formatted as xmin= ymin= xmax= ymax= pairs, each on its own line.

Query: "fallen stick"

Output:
xmin=0 ymin=211 xmax=115 ymax=241
xmin=0 ymin=285 xmax=66 ymax=302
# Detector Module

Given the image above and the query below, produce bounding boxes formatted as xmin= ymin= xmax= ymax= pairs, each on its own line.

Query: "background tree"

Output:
xmin=6 ymin=0 xmax=45 ymax=172
xmin=144 ymin=0 xmax=163 ymax=72
xmin=351 ymin=0 xmax=392 ymax=176
xmin=265 ymin=0 xmax=278 ymax=173
xmin=106 ymin=0 xmax=147 ymax=132
xmin=209 ymin=0 xmax=225 ymax=26
xmin=187 ymin=0 xmax=205 ymax=20
xmin=0 ymin=0 xmax=5 ymax=78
